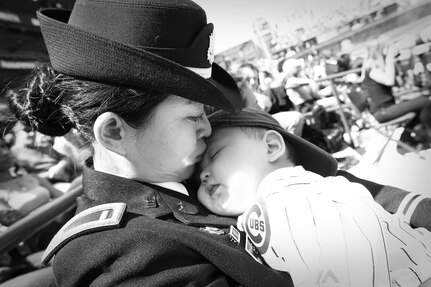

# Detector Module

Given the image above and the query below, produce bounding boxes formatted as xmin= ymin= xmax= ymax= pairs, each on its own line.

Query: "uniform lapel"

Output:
xmin=153 ymin=183 xmax=237 ymax=227
xmin=81 ymin=164 xmax=236 ymax=228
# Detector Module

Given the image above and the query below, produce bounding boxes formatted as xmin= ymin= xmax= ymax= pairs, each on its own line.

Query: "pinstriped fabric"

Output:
xmin=240 ymin=167 xmax=431 ymax=287
xmin=376 ymin=205 xmax=431 ymax=286
xmin=396 ymin=193 xmax=428 ymax=227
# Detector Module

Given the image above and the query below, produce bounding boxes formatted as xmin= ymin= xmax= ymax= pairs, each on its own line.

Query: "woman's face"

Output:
xmin=126 ymin=96 xmax=211 ymax=183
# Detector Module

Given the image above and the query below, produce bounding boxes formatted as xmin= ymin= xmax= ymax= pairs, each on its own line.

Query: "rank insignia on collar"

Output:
xmin=177 ymin=201 xmax=198 ymax=214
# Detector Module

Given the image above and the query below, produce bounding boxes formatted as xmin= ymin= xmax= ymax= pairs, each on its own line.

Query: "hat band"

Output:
xmin=186 ymin=66 xmax=212 ymax=79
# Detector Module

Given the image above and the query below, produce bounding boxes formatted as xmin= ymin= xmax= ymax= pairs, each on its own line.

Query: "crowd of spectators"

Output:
xmin=221 ymin=26 xmax=431 ymax=155
xmin=0 ymin=97 xmax=83 ymax=283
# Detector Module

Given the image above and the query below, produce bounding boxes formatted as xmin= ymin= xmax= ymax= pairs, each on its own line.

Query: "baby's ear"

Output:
xmin=263 ymin=130 xmax=286 ymax=163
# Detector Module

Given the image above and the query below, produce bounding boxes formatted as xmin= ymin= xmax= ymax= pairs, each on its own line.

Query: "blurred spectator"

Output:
xmin=337 ymin=53 xmax=352 ymax=72
xmin=0 ymin=98 xmax=72 ymax=284
xmin=6 ymin=121 xmax=83 ymax=192
xmin=236 ymin=63 xmax=273 ymax=112
xmin=259 ymin=70 xmax=295 ymax=113
xmin=10 ymin=128 xmax=74 ymax=183
xmin=281 ymin=58 xmax=335 ymax=113
xmin=322 ymin=49 xmax=339 ymax=75
xmin=281 ymin=58 xmax=347 ymax=153
xmin=0 ymin=101 xmax=63 ymax=225
xmin=231 ymin=64 xmax=305 ymax=137
xmin=358 ymin=36 xmax=431 ymax=148
xmin=0 ymin=137 xmax=63 ymax=222
xmin=311 ymin=56 xmax=329 ymax=82
xmin=337 ymin=39 xmax=354 ymax=72
xmin=231 ymin=72 xmax=262 ymax=111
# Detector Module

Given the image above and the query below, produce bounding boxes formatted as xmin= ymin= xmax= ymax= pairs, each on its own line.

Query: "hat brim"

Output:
xmin=37 ymin=9 xmax=242 ymax=113
xmin=276 ymin=126 xmax=338 ymax=177
xmin=209 ymin=109 xmax=338 ymax=177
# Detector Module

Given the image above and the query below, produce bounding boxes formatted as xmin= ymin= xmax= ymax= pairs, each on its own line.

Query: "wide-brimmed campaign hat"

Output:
xmin=209 ymin=109 xmax=338 ymax=177
xmin=36 ymin=0 xmax=242 ymax=113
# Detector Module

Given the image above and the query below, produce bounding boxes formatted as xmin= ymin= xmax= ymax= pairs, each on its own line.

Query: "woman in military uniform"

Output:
xmin=6 ymin=0 xmax=292 ymax=286
xmin=5 ymin=0 xmax=430 ymax=286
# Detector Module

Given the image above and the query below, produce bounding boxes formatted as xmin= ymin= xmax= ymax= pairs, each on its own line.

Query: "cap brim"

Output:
xmin=37 ymin=9 xmax=242 ymax=113
xmin=277 ymin=127 xmax=338 ymax=177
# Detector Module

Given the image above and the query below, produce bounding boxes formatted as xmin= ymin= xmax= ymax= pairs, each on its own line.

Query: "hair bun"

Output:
xmin=29 ymin=96 xmax=74 ymax=136
xmin=7 ymin=63 xmax=75 ymax=137
xmin=25 ymin=67 xmax=74 ymax=137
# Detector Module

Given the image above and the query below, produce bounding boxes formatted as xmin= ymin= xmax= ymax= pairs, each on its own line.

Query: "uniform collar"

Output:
xmin=79 ymin=160 xmax=236 ymax=228
xmin=150 ymin=182 xmax=189 ymax=196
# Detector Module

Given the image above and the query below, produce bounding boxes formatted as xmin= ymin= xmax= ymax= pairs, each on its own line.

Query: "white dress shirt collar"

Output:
xmin=150 ymin=181 xmax=189 ymax=196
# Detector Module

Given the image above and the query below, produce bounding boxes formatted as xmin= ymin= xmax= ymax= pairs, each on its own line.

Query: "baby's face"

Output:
xmin=197 ymin=127 xmax=268 ymax=216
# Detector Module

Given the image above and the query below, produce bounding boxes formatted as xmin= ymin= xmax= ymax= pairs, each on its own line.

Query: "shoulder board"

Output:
xmin=42 ymin=202 xmax=127 ymax=265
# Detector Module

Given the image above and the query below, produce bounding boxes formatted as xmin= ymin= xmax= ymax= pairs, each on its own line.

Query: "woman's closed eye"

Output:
xmin=188 ymin=113 xmax=205 ymax=122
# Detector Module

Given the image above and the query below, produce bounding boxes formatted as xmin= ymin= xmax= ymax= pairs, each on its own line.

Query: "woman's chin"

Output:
xmin=179 ymin=164 xmax=196 ymax=182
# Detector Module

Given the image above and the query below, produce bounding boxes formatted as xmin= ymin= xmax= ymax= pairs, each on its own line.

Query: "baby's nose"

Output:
xmin=200 ymin=171 xmax=210 ymax=184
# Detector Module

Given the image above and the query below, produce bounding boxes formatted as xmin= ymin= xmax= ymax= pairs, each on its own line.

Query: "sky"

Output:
xmin=193 ymin=0 xmax=375 ymax=54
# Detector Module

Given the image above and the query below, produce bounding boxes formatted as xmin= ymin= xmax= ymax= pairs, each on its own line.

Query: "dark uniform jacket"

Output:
xmin=44 ymin=165 xmax=293 ymax=286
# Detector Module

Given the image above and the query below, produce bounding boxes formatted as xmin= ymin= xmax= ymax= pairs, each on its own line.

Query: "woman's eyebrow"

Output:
xmin=185 ymin=99 xmax=202 ymax=107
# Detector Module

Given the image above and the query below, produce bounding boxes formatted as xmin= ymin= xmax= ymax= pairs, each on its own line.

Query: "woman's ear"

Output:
xmin=93 ymin=112 xmax=127 ymax=156
xmin=263 ymin=130 xmax=286 ymax=163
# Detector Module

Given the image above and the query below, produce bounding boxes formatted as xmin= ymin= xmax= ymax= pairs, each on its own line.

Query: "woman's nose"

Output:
xmin=198 ymin=113 xmax=212 ymax=138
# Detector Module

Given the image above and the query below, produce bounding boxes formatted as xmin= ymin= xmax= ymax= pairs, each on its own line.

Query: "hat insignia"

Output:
xmin=207 ymin=32 xmax=215 ymax=65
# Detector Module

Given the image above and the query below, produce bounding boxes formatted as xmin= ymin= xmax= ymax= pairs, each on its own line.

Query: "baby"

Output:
xmin=197 ymin=108 xmax=431 ymax=287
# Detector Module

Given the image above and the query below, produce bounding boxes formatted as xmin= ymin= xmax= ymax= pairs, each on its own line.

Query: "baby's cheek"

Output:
xmin=197 ymin=185 xmax=206 ymax=201
xmin=218 ymin=193 xmax=231 ymax=209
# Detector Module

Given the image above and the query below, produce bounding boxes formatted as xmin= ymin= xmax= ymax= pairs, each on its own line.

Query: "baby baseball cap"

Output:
xmin=208 ymin=108 xmax=338 ymax=176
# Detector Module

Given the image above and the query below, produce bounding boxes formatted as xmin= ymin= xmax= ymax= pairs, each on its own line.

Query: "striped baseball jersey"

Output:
xmin=238 ymin=166 xmax=431 ymax=287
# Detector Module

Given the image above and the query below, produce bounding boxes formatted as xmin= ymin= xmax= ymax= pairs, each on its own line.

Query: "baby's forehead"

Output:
xmin=206 ymin=130 xmax=223 ymax=146
xmin=206 ymin=127 xmax=239 ymax=146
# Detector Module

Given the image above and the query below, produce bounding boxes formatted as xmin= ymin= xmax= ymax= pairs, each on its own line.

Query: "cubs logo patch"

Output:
xmin=244 ymin=198 xmax=271 ymax=254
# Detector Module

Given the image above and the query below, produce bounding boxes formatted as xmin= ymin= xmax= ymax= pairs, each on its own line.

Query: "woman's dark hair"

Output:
xmin=6 ymin=63 xmax=169 ymax=155
xmin=0 ymin=96 xmax=17 ymax=138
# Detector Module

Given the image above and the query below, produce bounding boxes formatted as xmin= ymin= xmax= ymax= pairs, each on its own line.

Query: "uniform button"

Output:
xmin=177 ymin=201 xmax=198 ymax=214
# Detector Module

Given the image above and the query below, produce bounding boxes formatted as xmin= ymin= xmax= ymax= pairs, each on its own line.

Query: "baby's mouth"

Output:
xmin=207 ymin=184 xmax=220 ymax=197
